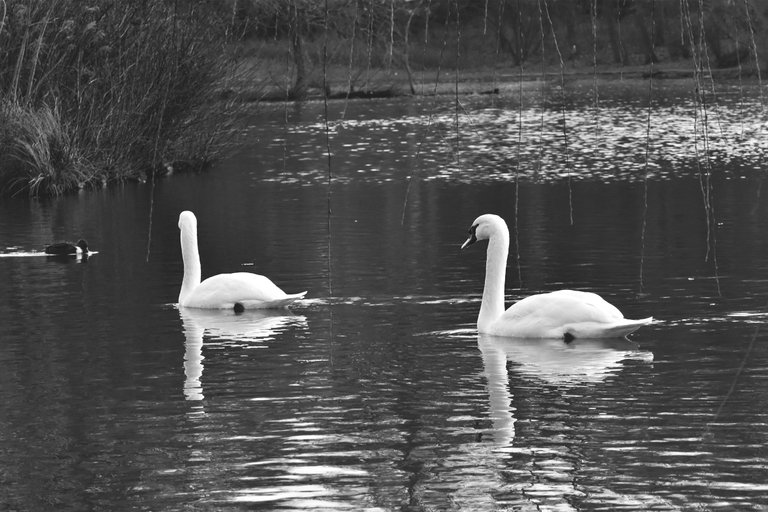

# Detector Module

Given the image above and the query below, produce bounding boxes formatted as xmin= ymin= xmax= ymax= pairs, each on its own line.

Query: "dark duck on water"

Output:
xmin=45 ymin=239 xmax=89 ymax=256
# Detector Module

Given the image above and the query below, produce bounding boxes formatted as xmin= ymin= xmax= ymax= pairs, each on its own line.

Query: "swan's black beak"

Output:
xmin=461 ymin=225 xmax=478 ymax=249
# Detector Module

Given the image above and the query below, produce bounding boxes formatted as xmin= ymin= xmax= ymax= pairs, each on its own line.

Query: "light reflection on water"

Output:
xmin=180 ymin=307 xmax=308 ymax=401
xmin=1 ymin=81 xmax=768 ymax=510
xmin=256 ymin=81 xmax=768 ymax=186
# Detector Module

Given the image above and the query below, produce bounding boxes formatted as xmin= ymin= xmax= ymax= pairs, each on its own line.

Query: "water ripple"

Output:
xmin=256 ymin=84 xmax=768 ymax=186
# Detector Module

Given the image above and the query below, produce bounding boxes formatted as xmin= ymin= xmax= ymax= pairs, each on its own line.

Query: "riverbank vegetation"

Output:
xmin=1 ymin=0 xmax=766 ymax=197
xmin=0 ymin=1 xmax=242 ymax=197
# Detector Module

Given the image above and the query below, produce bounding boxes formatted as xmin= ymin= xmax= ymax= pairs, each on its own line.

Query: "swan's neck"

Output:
xmin=179 ymin=226 xmax=201 ymax=304
xmin=478 ymin=229 xmax=508 ymax=330
xmin=478 ymin=335 xmax=514 ymax=444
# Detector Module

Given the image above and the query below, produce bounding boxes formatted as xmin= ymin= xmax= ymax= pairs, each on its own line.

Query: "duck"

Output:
xmin=45 ymin=239 xmax=89 ymax=256
xmin=461 ymin=214 xmax=652 ymax=340
xmin=178 ymin=210 xmax=306 ymax=311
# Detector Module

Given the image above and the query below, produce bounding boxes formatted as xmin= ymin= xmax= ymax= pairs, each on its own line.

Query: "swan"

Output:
xmin=45 ymin=239 xmax=89 ymax=255
xmin=178 ymin=210 xmax=306 ymax=310
xmin=461 ymin=214 xmax=652 ymax=340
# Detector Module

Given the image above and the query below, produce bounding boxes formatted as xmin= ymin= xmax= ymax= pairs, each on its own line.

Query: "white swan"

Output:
xmin=461 ymin=214 xmax=652 ymax=340
xmin=178 ymin=211 xmax=306 ymax=310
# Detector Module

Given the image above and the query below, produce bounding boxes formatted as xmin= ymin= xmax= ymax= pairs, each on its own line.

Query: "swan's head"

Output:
xmin=75 ymin=239 xmax=88 ymax=253
xmin=461 ymin=214 xmax=508 ymax=249
xmin=178 ymin=211 xmax=197 ymax=232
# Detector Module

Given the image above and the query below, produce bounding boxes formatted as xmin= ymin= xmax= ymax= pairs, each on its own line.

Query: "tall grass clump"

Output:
xmin=0 ymin=0 xmax=239 ymax=197
xmin=0 ymin=101 xmax=92 ymax=196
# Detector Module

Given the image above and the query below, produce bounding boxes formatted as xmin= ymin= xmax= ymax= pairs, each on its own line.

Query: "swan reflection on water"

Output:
xmin=478 ymin=333 xmax=654 ymax=446
xmin=179 ymin=307 xmax=307 ymax=401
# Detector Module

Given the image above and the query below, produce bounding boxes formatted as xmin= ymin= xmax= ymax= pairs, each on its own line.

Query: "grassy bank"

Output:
xmin=221 ymin=51 xmax=762 ymax=104
xmin=0 ymin=1 xmax=242 ymax=197
xmin=0 ymin=102 xmax=91 ymax=196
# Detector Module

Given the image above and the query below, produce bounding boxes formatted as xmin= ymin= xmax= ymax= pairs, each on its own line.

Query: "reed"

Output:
xmin=0 ymin=1 xmax=238 ymax=197
xmin=0 ymin=101 xmax=92 ymax=196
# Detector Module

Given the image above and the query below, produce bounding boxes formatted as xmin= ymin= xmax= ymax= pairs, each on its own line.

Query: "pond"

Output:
xmin=1 ymin=79 xmax=768 ymax=511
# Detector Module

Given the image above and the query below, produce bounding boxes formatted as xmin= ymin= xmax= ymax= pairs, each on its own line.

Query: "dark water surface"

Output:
xmin=2 ymin=81 xmax=768 ymax=510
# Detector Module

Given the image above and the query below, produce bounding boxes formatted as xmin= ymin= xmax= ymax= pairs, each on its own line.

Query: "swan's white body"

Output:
xmin=462 ymin=214 xmax=652 ymax=340
xmin=178 ymin=211 xmax=306 ymax=309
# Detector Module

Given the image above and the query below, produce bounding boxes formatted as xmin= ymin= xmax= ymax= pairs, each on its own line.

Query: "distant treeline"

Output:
xmin=231 ymin=0 xmax=767 ymax=95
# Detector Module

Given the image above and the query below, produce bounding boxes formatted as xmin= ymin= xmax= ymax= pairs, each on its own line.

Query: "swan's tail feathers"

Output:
xmin=568 ymin=317 xmax=654 ymax=340
xmin=241 ymin=291 xmax=307 ymax=310
xmin=599 ymin=317 xmax=654 ymax=338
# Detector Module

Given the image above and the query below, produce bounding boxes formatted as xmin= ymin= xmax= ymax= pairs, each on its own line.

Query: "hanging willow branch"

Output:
xmin=453 ymin=0 xmax=461 ymax=169
xmin=536 ymin=0 xmax=546 ymax=178
xmin=514 ymin=0 xmax=523 ymax=289
xmin=639 ymin=0 xmax=656 ymax=295
xmin=542 ymin=0 xmax=573 ymax=225
xmin=340 ymin=0 xmax=359 ymax=119
xmin=322 ymin=0 xmax=335 ymax=358
xmin=400 ymin=0 xmax=447 ymax=225
xmin=743 ymin=0 xmax=764 ymax=109
xmin=591 ymin=0 xmax=600 ymax=134
xmin=679 ymin=0 xmax=721 ymax=296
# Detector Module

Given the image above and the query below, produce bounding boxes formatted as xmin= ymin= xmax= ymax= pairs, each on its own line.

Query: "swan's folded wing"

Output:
xmin=564 ymin=317 xmax=654 ymax=339
xmin=493 ymin=291 xmax=650 ymax=339
xmin=187 ymin=273 xmax=301 ymax=309
xmin=239 ymin=292 xmax=307 ymax=309
xmin=503 ymin=290 xmax=623 ymax=324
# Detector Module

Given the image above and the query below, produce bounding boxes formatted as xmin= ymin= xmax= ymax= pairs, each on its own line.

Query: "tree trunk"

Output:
xmin=604 ymin=0 xmax=626 ymax=64
xmin=753 ymin=0 xmax=768 ymax=72
xmin=291 ymin=31 xmax=308 ymax=99
xmin=289 ymin=2 xmax=308 ymax=100
xmin=634 ymin=5 xmax=659 ymax=64
xmin=402 ymin=3 xmax=421 ymax=95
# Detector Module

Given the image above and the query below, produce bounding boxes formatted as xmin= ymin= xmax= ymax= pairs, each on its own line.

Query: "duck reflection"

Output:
xmin=179 ymin=307 xmax=307 ymax=401
xmin=477 ymin=333 xmax=653 ymax=445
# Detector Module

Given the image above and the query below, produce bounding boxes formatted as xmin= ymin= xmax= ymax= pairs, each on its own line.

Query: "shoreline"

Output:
xmin=242 ymin=64 xmax=763 ymax=102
